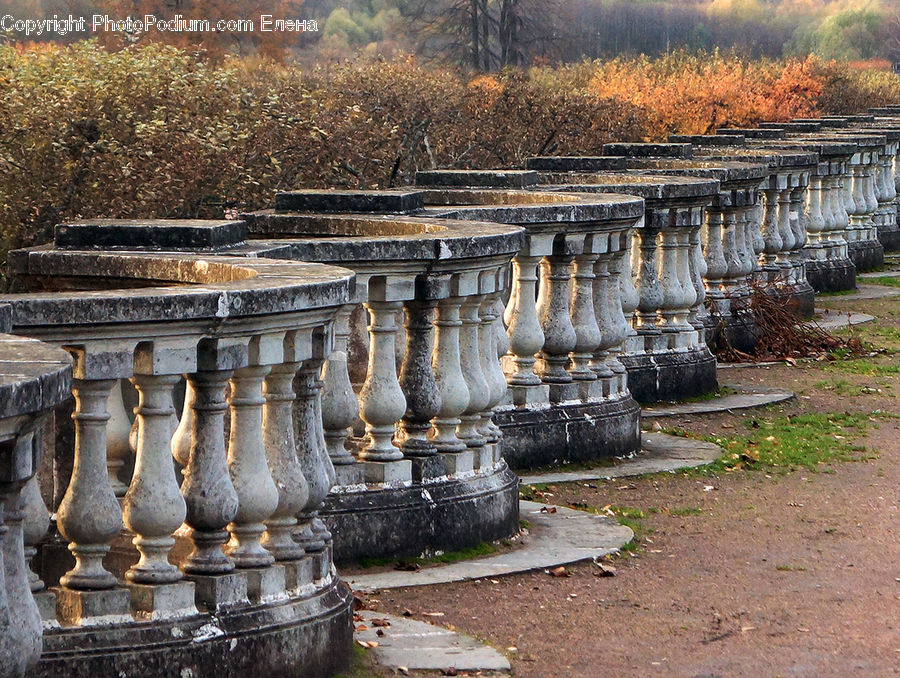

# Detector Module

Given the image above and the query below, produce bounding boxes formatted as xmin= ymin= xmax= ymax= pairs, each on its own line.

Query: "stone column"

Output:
xmin=431 ymin=296 xmax=469 ymax=454
xmin=634 ymin=224 xmax=663 ymax=345
xmin=261 ymin=354 xmax=308 ymax=564
xmin=321 ymin=306 xmax=359 ymax=467
xmin=702 ymin=209 xmax=729 ymax=318
xmin=457 ymin=295 xmax=490 ymax=448
xmin=760 ymin=185 xmax=784 ymax=278
xmin=397 ymin=299 xmax=440 ymax=458
xmin=357 ymin=301 xmax=406 ymax=462
xmin=605 ymin=239 xmax=631 ymax=395
xmin=536 ymin=253 xmax=578 ymax=401
xmin=57 ymin=378 xmax=123 ymax=590
xmin=0 ymin=431 xmax=44 ymax=677
xmin=775 ymin=184 xmax=795 ymax=280
xmin=806 ymin=172 xmax=827 ymax=261
xmin=588 ymin=251 xmax=615 ymax=397
xmin=478 ymin=290 xmax=507 ymax=447
xmin=569 ymin=246 xmax=602 ymax=387
xmin=503 ymin=253 xmax=545 ymax=393
xmin=124 ymin=365 xmax=196 ymax=618
xmin=105 ymin=379 xmax=133 ymax=498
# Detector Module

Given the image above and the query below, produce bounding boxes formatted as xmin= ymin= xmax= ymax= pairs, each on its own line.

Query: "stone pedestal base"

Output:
xmin=439 ymin=450 xmax=474 ymax=476
xmin=126 ymin=580 xmax=197 ymax=620
xmin=502 ymin=382 xmax=550 ymax=407
xmin=186 ymin=572 xmax=249 ymax=611
xmin=282 ymin=559 xmax=314 ymax=593
xmin=323 ymin=461 xmax=519 ymax=563
xmin=363 ymin=459 xmax=412 ymax=486
xmin=494 ymin=392 xmax=641 ymax=469
xmin=34 ymin=590 xmax=59 ymax=628
xmin=35 ymin=579 xmax=353 ymax=678
xmin=621 ymin=346 xmax=717 ymax=404
xmin=849 ymin=238 xmax=885 ymax=272
xmin=805 ymin=257 xmax=858 ymax=293
xmin=54 ymin=586 xmax=132 ymax=627
xmin=243 ymin=566 xmax=286 ymax=604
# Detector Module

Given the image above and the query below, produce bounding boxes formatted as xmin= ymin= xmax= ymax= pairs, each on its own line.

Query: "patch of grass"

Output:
xmin=608 ymin=505 xmax=650 ymax=553
xmin=867 ymin=276 xmax=900 ymax=288
xmin=675 ymin=385 xmax=739 ymax=404
xmin=519 ymin=518 xmax=532 ymax=530
xmin=335 ymin=644 xmax=382 ymax=678
xmin=774 ymin=564 xmax=807 ymax=572
xmin=812 ymin=378 xmax=865 ymax=396
xmin=666 ymin=506 xmax=703 ymax=516
xmin=355 ymin=541 xmax=499 ymax=570
xmin=818 ymin=289 xmax=855 ymax=297
xmin=671 ymin=411 xmax=881 ymax=474
xmin=826 ymin=358 xmax=900 ymax=377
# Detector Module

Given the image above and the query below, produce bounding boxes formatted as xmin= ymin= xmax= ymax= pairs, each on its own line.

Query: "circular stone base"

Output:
xmin=765 ymin=283 xmax=816 ymax=320
xmin=849 ymin=239 xmax=885 ymax=272
xmin=805 ymin=257 xmax=858 ymax=293
xmin=495 ymin=392 xmax=642 ymax=470
xmin=35 ymin=579 xmax=353 ymax=678
xmin=621 ymin=346 xmax=718 ymax=403
xmin=877 ymin=226 xmax=900 ymax=253
xmin=323 ymin=461 xmax=519 ymax=563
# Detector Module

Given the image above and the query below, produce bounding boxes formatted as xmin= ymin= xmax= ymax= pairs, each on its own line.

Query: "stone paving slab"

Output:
xmin=816 ymin=308 xmax=876 ymax=329
xmin=343 ymin=501 xmax=632 ymax=591
xmin=519 ymin=432 xmax=722 ymax=485
xmin=818 ymin=284 xmax=900 ymax=301
xmin=355 ymin=611 xmax=511 ymax=673
xmin=641 ymin=383 xmax=794 ymax=417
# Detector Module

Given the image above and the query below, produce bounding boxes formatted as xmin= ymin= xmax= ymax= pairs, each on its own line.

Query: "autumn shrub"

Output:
xmin=1 ymin=42 xmax=898 ymax=278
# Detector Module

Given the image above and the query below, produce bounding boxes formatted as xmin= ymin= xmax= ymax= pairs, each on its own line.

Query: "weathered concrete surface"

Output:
xmin=641 ymin=383 xmax=794 ymax=417
xmin=55 ymin=219 xmax=248 ymax=251
xmin=816 ymin=308 xmax=876 ymax=329
xmin=518 ymin=432 xmax=723 ymax=485
xmin=344 ymin=501 xmax=632 ymax=591
xmin=355 ymin=611 xmax=511 ymax=673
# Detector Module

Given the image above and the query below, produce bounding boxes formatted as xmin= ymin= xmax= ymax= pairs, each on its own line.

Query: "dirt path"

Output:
xmin=353 ymin=293 xmax=900 ymax=678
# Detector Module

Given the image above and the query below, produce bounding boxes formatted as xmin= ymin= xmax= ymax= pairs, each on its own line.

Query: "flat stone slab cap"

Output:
xmin=696 ymin=146 xmax=818 ymax=169
xmin=275 ymin=189 xmax=424 ymax=214
xmin=415 ymin=169 xmax=538 ymax=189
xmin=622 ymin=157 xmax=767 ymax=183
xmin=0 ymin=335 xmax=72 ymax=419
xmin=243 ymin=211 xmax=525 ymax=262
xmin=760 ymin=121 xmax=821 ymax=132
xmin=539 ymin=172 xmax=719 ymax=202
xmin=816 ymin=118 xmax=852 ymax=128
xmin=418 ymin=189 xmax=645 ymax=226
xmin=847 ymin=114 xmax=876 ymax=123
xmin=55 ymin=219 xmax=247 ymax=251
xmin=717 ymin=127 xmax=784 ymax=139
xmin=526 ymin=156 xmax=627 ymax=171
xmin=804 ymin=132 xmax=886 ymax=148
xmin=602 ymin=142 xmax=693 ymax=158
xmin=670 ymin=134 xmax=745 ymax=146
xmin=751 ymin=139 xmax=857 ymax=157
xmin=849 ymin=125 xmax=900 ymax=141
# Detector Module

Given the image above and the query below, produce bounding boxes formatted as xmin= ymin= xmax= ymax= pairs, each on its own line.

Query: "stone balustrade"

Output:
xmin=669 ymin=137 xmax=820 ymax=313
xmin=573 ymin=150 xmax=769 ymax=353
xmin=518 ymin=162 xmax=720 ymax=402
xmin=0 ymin=305 xmax=72 ymax=678
xmin=0 ymin=220 xmax=357 ymax=678
xmin=242 ymin=199 xmax=526 ymax=558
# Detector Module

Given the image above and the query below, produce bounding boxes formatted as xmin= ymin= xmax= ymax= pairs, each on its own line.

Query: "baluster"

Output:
xmin=657 ymin=225 xmax=683 ymax=333
xmin=589 ymin=252 xmax=615 ymax=393
xmin=457 ymin=296 xmax=489 ymax=447
xmin=1 ymin=432 xmax=41 ymax=674
xmin=431 ymin=296 xmax=470 ymax=452
xmin=57 ymin=378 xmax=123 ymax=589
xmin=295 ymin=358 xmax=335 ymax=554
xmin=569 ymin=246 xmax=601 ymax=384
xmin=478 ymin=291 xmax=506 ymax=444
xmin=845 ymin=160 xmax=860 ymax=243
xmin=261 ymin=356 xmax=308 ymax=562
xmin=634 ymin=224 xmax=663 ymax=338
xmin=398 ymin=299 xmax=440 ymax=457
xmin=321 ymin=306 xmax=359 ymax=466
xmin=21 ymin=474 xmax=47 ymax=594
xmin=702 ymin=209 xmax=729 ymax=318
xmin=605 ymin=240 xmax=631 ymax=393
xmin=761 ymin=186 xmax=783 ymax=277
xmin=676 ymin=228 xmax=697 ymax=335
xmin=721 ymin=209 xmax=742 ymax=300
xmin=106 ymin=379 xmax=132 ymax=498
xmin=357 ymin=301 xmax=405 ymax=461
xmin=181 ymin=367 xmax=240 ymax=578
xmin=124 ymin=372 xmax=185 ymax=583
xmin=776 ymin=185 xmax=795 ymax=280
xmin=226 ymin=365 xmax=279 ymax=568
xmin=536 ymin=253 xmax=577 ymax=389
xmin=688 ymin=224 xmax=707 ymax=332
xmin=806 ymin=173 xmax=827 ymax=259
xmin=503 ymin=254 xmax=544 ymax=387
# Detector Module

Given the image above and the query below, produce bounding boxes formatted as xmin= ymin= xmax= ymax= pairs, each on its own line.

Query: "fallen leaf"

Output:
xmin=376 ymin=629 xmax=385 ymax=637
xmin=355 ymin=624 xmax=369 ymax=631
xmin=398 ymin=668 xmax=409 ymax=676
xmin=539 ymin=506 xmax=558 ymax=514
xmin=422 ymin=611 xmax=445 ymax=617
xmin=549 ymin=565 xmax=570 ymax=577
xmin=394 ymin=561 xmax=421 ymax=572
xmin=372 ymin=618 xmax=391 ymax=627
xmin=594 ymin=562 xmax=616 ymax=577
xmin=402 ymin=608 xmax=413 ymax=617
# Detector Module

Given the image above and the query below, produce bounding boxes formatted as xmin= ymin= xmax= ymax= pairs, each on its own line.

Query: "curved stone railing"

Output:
xmin=552 ymin=150 xmax=769 ymax=353
xmin=520 ymin=164 xmax=720 ymax=402
xmin=241 ymin=201 xmax=526 ymax=558
xmin=668 ymin=137 xmax=820 ymax=313
xmin=0 ymin=222 xmax=356 ymax=678
xmin=0 ymin=305 xmax=72 ymax=678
